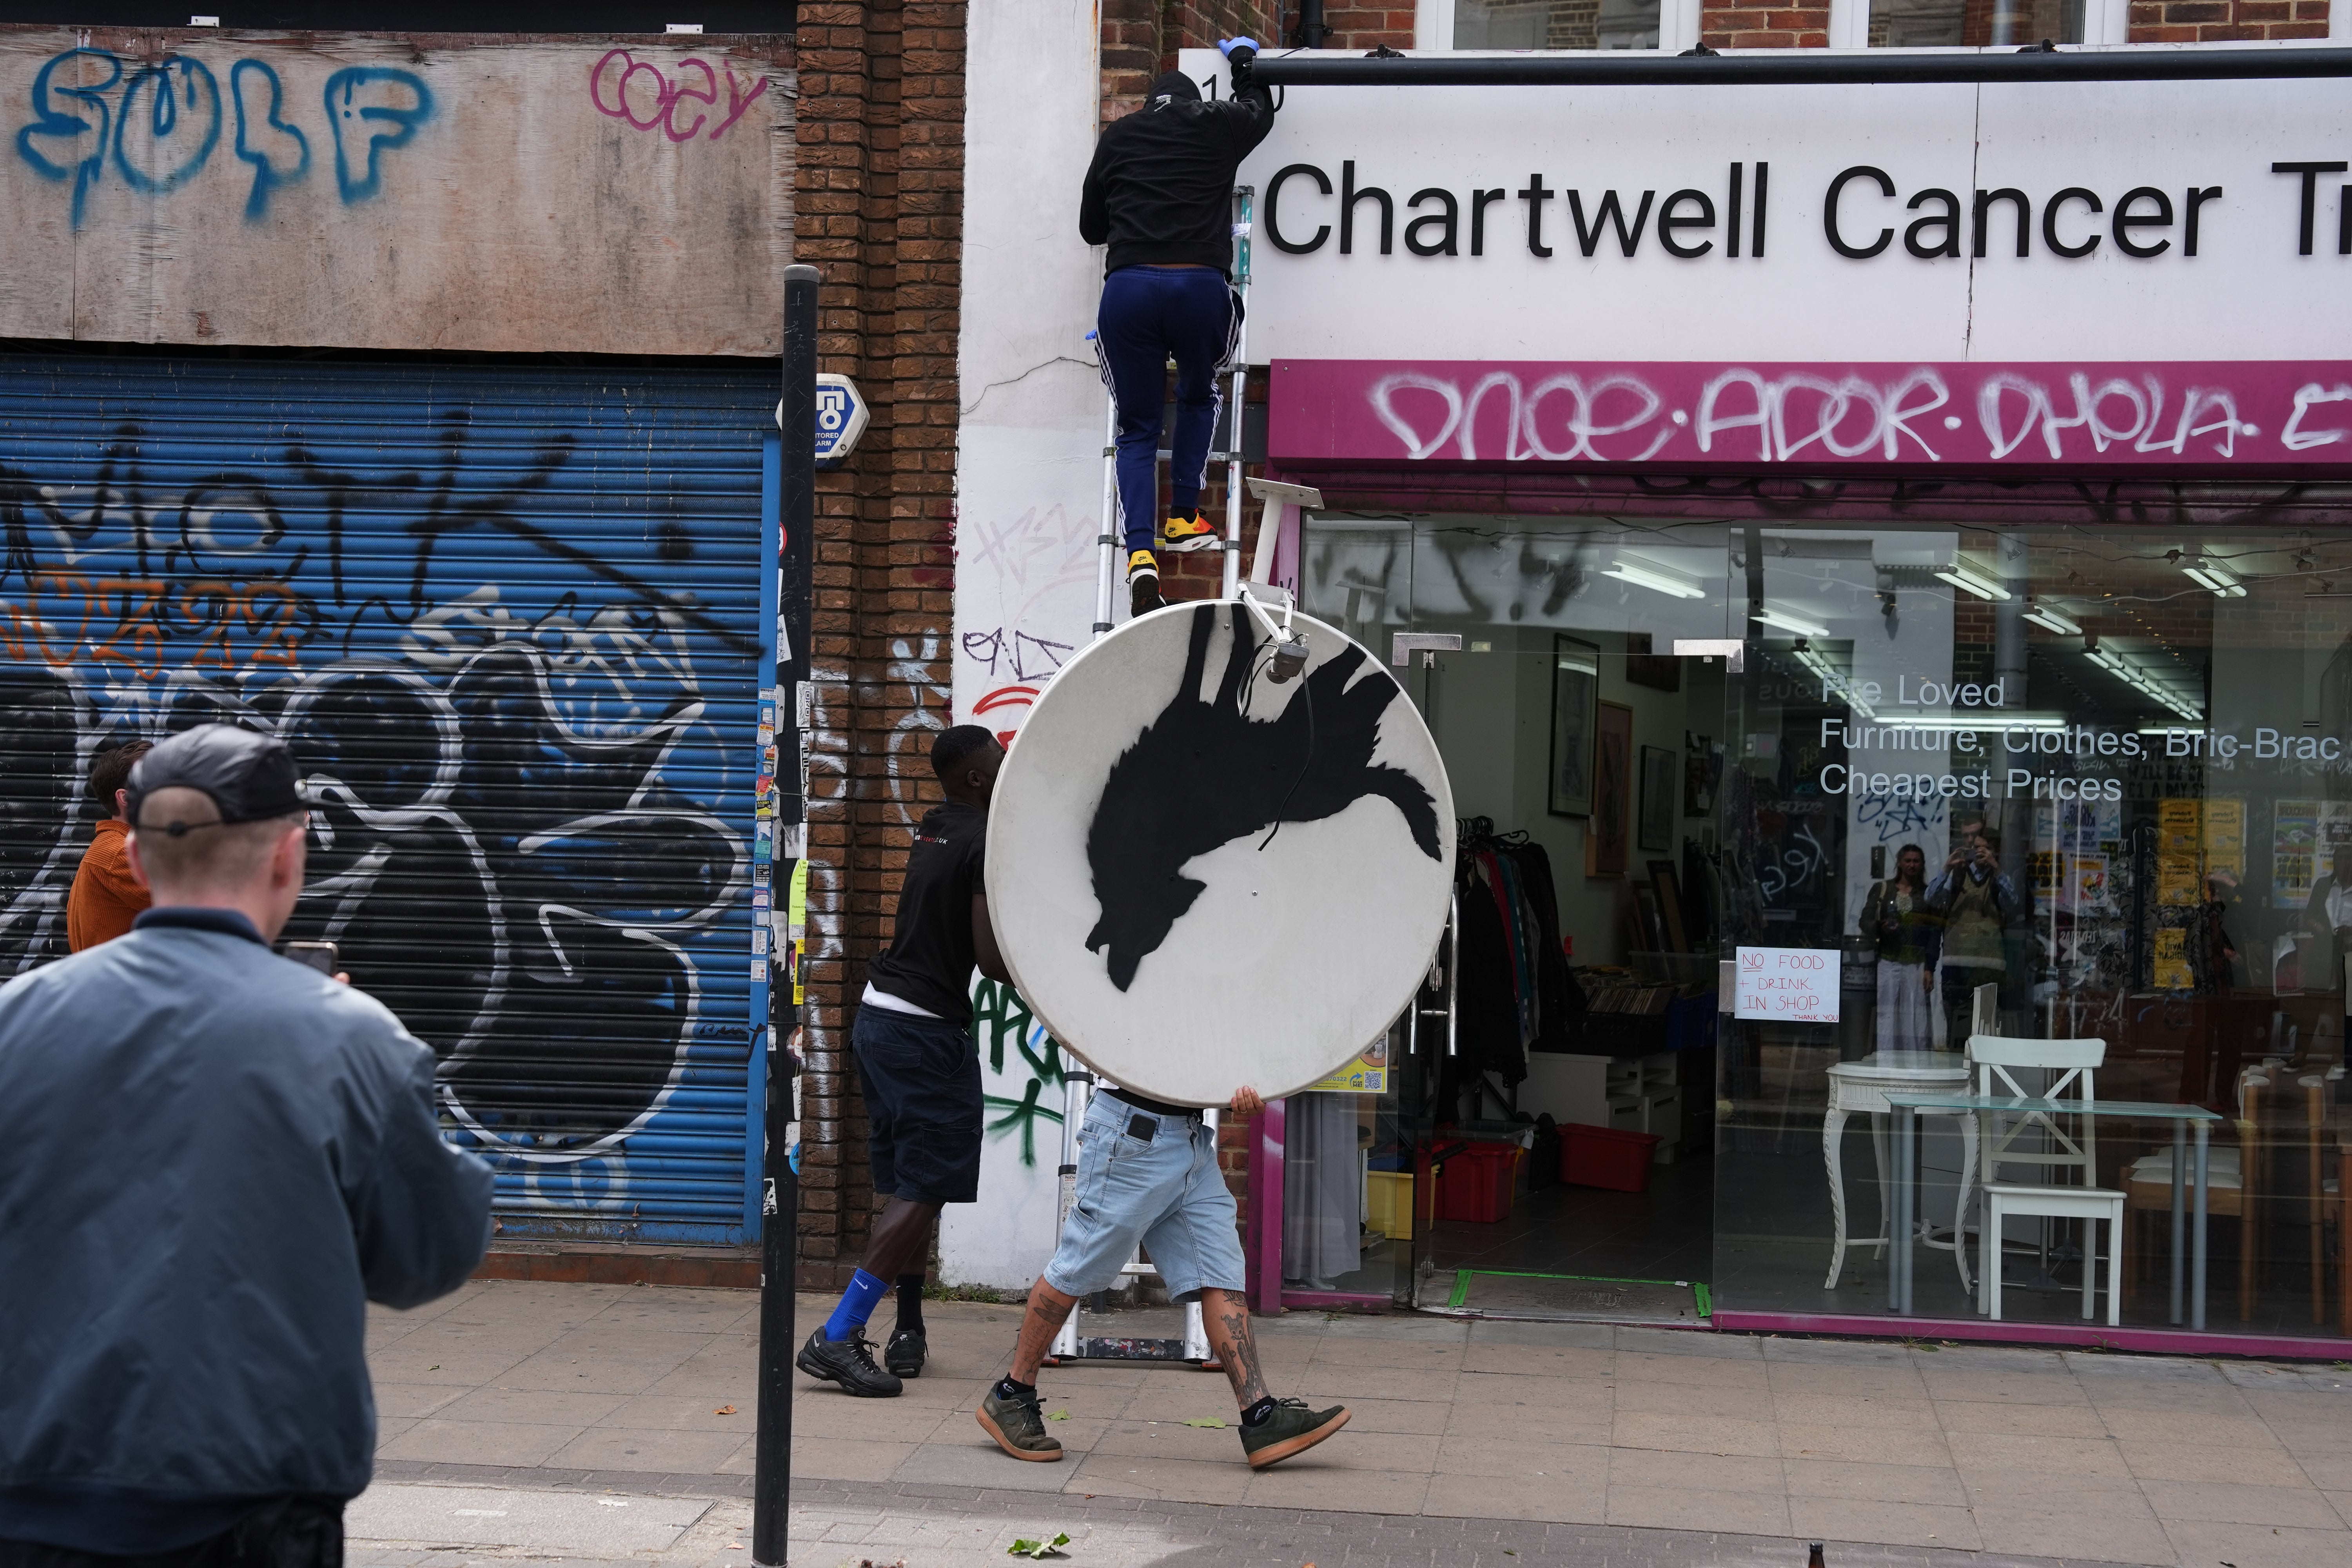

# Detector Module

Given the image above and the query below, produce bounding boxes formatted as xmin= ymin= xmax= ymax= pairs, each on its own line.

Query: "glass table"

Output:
xmin=1882 ymin=1093 xmax=2225 ymax=1330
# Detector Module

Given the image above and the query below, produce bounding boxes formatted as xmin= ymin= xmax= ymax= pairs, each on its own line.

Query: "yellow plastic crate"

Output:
xmin=1365 ymin=1169 xmax=1414 ymax=1241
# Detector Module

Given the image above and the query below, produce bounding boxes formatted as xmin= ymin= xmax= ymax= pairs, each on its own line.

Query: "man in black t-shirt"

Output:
xmin=798 ymin=726 xmax=1011 ymax=1398
xmin=1080 ymin=36 xmax=1274 ymax=618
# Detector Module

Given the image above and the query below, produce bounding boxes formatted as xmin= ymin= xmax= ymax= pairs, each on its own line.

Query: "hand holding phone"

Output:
xmin=283 ymin=941 xmax=340 ymax=978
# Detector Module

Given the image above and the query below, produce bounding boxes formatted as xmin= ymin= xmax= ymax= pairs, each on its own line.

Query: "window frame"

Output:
xmin=1415 ymin=0 xmax=1708 ymax=54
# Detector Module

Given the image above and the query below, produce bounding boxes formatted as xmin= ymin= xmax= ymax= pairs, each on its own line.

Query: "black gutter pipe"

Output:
xmin=1252 ymin=45 xmax=2352 ymax=86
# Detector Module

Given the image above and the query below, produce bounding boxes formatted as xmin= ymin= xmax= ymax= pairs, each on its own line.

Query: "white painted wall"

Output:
xmin=944 ymin=0 xmax=1107 ymax=1290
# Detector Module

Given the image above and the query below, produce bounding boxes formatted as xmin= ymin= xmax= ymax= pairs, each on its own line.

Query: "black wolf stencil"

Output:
xmin=1083 ymin=603 xmax=1443 ymax=991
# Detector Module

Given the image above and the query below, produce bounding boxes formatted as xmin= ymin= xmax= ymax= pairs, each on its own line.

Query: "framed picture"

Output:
xmin=1624 ymin=632 xmax=1681 ymax=692
xmin=1633 ymin=882 xmax=1666 ymax=954
xmin=1648 ymin=859 xmax=1690 ymax=953
xmin=1548 ymin=635 xmax=1599 ymax=818
xmin=1683 ymin=730 xmax=1721 ymax=817
xmin=1639 ymin=744 xmax=1676 ymax=852
xmin=1586 ymin=699 xmax=1633 ymax=876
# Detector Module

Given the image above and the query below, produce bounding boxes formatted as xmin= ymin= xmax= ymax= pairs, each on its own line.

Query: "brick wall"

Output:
xmin=794 ymin=0 xmax=966 ymax=1289
xmin=1701 ymin=0 xmax=1831 ymax=47
xmin=2128 ymin=0 xmax=2330 ymax=39
xmin=1318 ymin=7 xmax=1419 ymax=49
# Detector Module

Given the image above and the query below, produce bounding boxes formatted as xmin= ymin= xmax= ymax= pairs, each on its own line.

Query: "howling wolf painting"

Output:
xmin=1082 ymin=603 xmax=1444 ymax=991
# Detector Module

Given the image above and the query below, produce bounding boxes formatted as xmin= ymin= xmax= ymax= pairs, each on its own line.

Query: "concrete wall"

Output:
xmin=0 ymin=27 xmax=793 ymax=356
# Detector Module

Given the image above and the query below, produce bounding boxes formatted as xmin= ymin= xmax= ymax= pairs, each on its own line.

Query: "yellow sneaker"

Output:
xmin=1128 ymin=550 xmax=1164 ymax=617
xmin=1161 ymin=511 xmax=1220 ymax=554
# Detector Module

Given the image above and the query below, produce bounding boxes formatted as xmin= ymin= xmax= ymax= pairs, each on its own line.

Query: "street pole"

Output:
xmin=753 ymin=261 xmax=820 ymax=1568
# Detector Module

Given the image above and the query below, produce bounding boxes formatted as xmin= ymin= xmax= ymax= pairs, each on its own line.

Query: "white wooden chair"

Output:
xmin=1968 ymin=1034 xmax=2125 ymax=1326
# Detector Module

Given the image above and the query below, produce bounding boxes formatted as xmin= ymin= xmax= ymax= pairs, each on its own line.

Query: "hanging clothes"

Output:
xmin=1503 ymin=841 xmax=1584 ymax=1053
xmin=1452 ymin=852 xmax=1527 ymax=1086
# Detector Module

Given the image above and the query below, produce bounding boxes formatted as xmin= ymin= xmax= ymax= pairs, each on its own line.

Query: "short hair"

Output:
xmin=931 ymin=724 xmax=999 ymax=781
xmin=131 ymin=786 xmax=303 ymax=895
xmin=89 ymin=739 xmax=154 ymax=808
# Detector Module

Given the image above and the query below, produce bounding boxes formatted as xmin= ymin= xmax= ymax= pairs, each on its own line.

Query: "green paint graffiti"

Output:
xmin=969 ymin=978 xmax=1064 ymax=1167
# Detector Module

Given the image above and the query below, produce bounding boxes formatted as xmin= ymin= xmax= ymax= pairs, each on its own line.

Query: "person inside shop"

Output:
xmin=2189 ymin=867 xmax=2242 ymax=997
xmin=1859 ymin=842 xmax=1942 ymax=1052
xmin=798 ymin=725 xmax=1009 ymax=1399
xmin=1079 ymin=36 xmax=1274 ymax=618
xmin=65 ymin=738 xmax=154 ymax=951
xmin=974 ymin=1078 xmax=1352 ymax=1472
xmin=2300 ymin=844 xmax=2352 ymax=991
xmin=1925 ymin=816 xmax=2022 ymax=1043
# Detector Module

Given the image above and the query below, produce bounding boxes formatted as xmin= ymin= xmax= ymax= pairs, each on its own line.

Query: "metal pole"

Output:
xmin=1252 ymin=46 xmax=2352 ymax=89
xmin=753 ymin=261 xmax=820 ymax=1568
xmin=1220 ymin=187 xmax=1254 ymax=601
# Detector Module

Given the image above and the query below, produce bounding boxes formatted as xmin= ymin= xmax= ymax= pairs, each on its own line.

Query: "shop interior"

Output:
xmin=1277 ymin=514 xmax=2352 ymax=1338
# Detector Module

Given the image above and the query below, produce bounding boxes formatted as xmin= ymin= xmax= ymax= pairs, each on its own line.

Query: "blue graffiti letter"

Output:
xmin=113 ymin=57 xmax=221 ymax=194
xmin=229 ymin=60 xmax=309 ymax=219
xmin=323 ymin=67 xmax=432 ymax=203
xmin=15 ymin=48 xmax=122 ymax=227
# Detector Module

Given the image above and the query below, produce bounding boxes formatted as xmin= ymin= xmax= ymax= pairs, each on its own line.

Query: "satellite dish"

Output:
xmin=985 ymin=600 xmax=1455 ymax=1107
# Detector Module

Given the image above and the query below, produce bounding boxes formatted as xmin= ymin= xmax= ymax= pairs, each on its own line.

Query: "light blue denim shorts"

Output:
xmin=1042 ymin=1092 xmax=1247 ymax=1303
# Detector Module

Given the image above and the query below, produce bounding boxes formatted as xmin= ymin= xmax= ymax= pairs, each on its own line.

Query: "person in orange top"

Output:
xmin=66 ymin=739 xmax=155 ymax=952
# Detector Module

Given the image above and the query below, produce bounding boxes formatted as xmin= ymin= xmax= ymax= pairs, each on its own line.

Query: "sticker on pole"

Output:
xmin=777 ymin=374 xmax=869 ymax=470
xmin=1734 ymin=946 xmax=1840 ymax=1022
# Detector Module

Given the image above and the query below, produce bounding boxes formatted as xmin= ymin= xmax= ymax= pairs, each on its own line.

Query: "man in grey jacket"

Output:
xmin=0 ymin=724 xmax=495 ymax=1568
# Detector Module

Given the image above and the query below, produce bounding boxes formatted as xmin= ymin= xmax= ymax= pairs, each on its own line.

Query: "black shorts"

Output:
xmin=850 ymin=1004 xmax=983 ymax=1205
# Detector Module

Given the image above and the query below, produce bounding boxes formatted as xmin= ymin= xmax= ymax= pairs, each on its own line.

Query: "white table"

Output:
xmin=1823 ymin=1051 xmax=1977 ymax=1290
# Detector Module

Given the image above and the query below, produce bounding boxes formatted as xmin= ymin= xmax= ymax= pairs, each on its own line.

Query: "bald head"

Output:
xmin=125 ymin=786 xmax=309 ymax=939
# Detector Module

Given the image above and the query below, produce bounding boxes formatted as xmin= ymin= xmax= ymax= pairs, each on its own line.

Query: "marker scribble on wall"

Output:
xmin=0 ymin=375 xmax=761 ymax=1236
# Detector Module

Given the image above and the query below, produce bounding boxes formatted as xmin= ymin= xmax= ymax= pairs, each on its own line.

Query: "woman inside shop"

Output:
xmin=1860 ymin=844 xmax=1940 ymax=1053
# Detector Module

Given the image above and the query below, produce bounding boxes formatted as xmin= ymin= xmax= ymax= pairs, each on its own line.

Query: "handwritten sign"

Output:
xmin=1735 ymin=946 xmax=1840 ymax=1023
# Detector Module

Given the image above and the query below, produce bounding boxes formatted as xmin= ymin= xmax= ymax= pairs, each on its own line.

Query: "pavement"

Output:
xmin=358 ymin=1280 xmax=2352 ymax=1568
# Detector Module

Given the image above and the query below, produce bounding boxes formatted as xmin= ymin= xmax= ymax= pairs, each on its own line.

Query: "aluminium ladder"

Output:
xmin=1048 ymin=184 xmax=1254 ymax=1368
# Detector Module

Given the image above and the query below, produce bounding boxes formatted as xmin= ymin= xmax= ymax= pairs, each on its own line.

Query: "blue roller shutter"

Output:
xmin=0 ymin=354 xmax=770 ymax=1245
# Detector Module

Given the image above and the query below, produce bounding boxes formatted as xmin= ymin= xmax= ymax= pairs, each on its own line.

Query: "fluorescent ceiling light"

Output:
xmin=1755 ymin=605 xmax=1830 ymax=638
xmin=2022 ymin=601 xmax=2081 ymax=636
xmin=1877 ymin=713 xmax=2067 ymax=731
xmin=2182 ymin=556 xmax=2247 ymax=597
xmin=1602 ymin=556 xmax=1705 ymax=599
xmin=1933 ymin=561 xmax=2011 ymax=601
xmin=1792 ymin=643 xmax=1874 ymax=718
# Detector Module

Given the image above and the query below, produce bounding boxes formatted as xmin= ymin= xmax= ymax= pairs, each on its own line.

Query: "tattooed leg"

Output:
xmin=1200 ymin=1287 xmax=1268 ymax=1408
xmin=1009 ymin=1278 xmax=1079 ymax=1384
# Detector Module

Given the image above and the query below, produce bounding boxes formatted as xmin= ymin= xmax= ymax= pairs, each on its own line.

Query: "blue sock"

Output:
xmin=824 ymin=1269 xmax=891 ymax=1342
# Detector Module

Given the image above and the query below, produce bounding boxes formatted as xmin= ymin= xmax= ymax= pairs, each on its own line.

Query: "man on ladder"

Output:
xmin=1080 ymin=36 xmax=1275 ymax=618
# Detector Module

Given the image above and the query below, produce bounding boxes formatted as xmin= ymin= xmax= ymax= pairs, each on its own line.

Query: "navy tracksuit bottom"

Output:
xmin=1095 ymin=265 xmax=1241 ymax=556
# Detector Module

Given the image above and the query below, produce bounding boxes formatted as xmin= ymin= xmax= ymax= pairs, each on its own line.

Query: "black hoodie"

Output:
xmin=1079 ymin=64 xmax=1277 ymax=276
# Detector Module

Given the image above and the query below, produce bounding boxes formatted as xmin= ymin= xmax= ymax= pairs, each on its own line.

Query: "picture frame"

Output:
xmin=1683 ymin=730 xmax=1721 ymax=817
xmin=1638 ymin=744 xmax=1676 ymax=852
xmin=1624 ymin=632 xmax=1681 ymax=692
xmin=1548 ymin=634 xmax=1600 ymax=818
xmin=1633 ymin=882 xmax=1667 ymax=954
xmin=1648 ymin=859 xmax=1690 ymax=953
xmin=1586 ymin=699 xmax=1633 ymax=876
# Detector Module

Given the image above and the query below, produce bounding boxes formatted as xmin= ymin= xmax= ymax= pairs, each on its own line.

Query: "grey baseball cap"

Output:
xmin=125 ymin=725 xmax=304 ymax=836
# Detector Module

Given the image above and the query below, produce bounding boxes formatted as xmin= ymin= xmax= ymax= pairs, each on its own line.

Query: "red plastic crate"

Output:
xmin=1561 ymin=1123 xmax=1662 ymax=1193
xmin=1434 ymin=1142 xmax=1522 ymax=1223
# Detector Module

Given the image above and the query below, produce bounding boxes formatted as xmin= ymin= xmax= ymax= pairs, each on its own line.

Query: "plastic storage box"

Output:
xmin=1434 ymin=1142 xmax=1523 ymax=1223
xmin=1365 ymin=1169 xmax=1414 ymax=1240
xmin=1561 ymin=1123 xmax=1663 ymax=1193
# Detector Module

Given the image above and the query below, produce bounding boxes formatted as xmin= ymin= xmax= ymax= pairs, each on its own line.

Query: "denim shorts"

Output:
xmin=1043 ymin=1092 xmax=1247 ymax=1302
xmin=850 ymin=1004 xmax=983 ymax=1205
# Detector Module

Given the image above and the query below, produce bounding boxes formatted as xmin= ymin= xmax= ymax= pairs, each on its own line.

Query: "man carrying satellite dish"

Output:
xmin=1080 ymin=36 xmax=1275 ymax=619
xmin=799 ymin=726 xmax=1010 ymax=1398
xmin=976 ymin=1082 xmax=1351 ymax=1470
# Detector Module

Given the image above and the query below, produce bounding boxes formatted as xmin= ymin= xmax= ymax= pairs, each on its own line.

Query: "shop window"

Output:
xmin=1866 ymin=0 xmax=2086 ymax=46
xmin=1451 ymin=0 xmax=1666 ymax=50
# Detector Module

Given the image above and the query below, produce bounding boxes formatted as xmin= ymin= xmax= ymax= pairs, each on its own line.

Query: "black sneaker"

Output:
xmin=884 ymin=1325 xmax=926 ymax=1378
xmin=1238 ymin=1397 xmax=1350 ymax=1469
xmin=976 ymin=1383 xmax=1063 ymax=1462
xmin=796 ymin=1328 xmax=902 ymax=1397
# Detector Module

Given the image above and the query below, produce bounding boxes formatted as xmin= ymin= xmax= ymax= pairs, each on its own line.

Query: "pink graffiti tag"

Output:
xmin=589 ymin=49 xmax=769 ymax=143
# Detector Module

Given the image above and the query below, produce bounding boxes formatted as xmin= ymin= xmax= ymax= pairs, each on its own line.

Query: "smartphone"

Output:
xmin=283 ymin=940 xmax=339 ymax=977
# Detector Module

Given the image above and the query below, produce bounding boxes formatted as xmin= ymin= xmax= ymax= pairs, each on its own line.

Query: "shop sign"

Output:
xmin=1190 ymin=56 xmax=2352 ymax=468
xmin=1734 ymin=946 xmax=1840 ymax=1022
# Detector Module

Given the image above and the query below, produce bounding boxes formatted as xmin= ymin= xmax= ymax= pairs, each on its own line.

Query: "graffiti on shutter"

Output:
xmin=0 ymin=361 xmax=763 ymax=1240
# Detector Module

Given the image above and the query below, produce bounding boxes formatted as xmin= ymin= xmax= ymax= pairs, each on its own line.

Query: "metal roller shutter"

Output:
xmin=0 ymin=354 xmax=770 ymax=1245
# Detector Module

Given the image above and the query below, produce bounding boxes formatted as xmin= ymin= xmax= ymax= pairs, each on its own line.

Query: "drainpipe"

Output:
xmin=1292 ymin=0 xmax=1329 ymax=49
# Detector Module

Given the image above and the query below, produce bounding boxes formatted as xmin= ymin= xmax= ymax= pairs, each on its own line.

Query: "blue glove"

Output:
xmin=1219 ymin=36 xmax=1259 ymax=59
